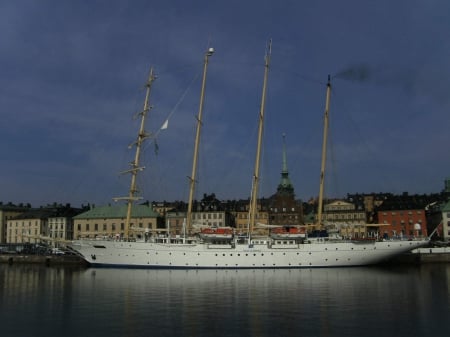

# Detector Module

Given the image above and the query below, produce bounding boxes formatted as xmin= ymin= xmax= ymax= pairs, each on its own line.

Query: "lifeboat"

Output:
xmin=270 ymin=226 xmax=306 ymax=240
xmin=199 ymin=227 xmax=233 ymax=241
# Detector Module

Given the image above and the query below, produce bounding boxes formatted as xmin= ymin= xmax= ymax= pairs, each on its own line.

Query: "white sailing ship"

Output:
xmin=70 ymin=43 xmax=429 ymax=268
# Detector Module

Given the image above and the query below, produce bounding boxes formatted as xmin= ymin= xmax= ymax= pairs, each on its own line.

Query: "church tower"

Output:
xmin=269 ymin=134 xmax=303 ymax=226
xmin=277 ymin=133 xmax=295 ymax=196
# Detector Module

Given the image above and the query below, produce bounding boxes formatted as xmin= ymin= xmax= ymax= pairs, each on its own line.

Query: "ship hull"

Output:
xmin=69 ymin=238 xmax=428 ymax=269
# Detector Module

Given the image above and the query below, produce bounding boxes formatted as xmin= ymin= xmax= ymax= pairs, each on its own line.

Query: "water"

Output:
xmin=0 ymin=264 xmax=449 ymax=337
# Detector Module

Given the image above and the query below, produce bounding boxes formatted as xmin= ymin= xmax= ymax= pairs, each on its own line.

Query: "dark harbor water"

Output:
xmin=0 ymin=264 xmax=449 ymax=337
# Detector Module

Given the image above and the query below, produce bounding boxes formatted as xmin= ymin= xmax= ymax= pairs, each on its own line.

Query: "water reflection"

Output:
xmin=0 ymin=265 xmax=448 ymax=337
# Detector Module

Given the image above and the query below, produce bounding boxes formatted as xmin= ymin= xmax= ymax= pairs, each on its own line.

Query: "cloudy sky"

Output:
xmin=1 ymin=0 xmax=449 ymax=207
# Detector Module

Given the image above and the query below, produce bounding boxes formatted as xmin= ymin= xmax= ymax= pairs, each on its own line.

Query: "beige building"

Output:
xmin=191 ymin=211 xmax=231 ymax=229
xmin=73 ymin=204 xmax=162 ymax=240
xmin=0 ymin=203 xmax=30 ymax=243
xmin=6 ymin=206 xmax=84 ymax=246
xmin=234 ymin=210 xmax=269 ymax=235
xmin=317 ymin=200 xmax=367 ymax=238
xmin=6 ymin=209 xmax=52 ymax=244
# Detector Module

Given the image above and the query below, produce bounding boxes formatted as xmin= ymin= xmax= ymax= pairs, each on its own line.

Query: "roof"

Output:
xmin=73 ymin=204 xmax=160 ymax=219
xmin=10 ymin=207 xmax=85 ymax=220
xmin=12 ymin=209 xmax=56 ymax=220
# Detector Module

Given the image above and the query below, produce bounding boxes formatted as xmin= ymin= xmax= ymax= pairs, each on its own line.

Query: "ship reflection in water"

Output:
xmin=0 ymin=265 xmax=448 ymax=337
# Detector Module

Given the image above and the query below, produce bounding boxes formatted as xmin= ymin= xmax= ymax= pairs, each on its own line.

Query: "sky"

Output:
xmin=1 ymin=0 xmax=450 ymax=207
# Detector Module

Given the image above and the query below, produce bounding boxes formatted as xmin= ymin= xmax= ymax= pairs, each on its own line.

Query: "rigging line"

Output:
xmin=141 ymin=71 xmax=202 ymax=155
xmin=155 ymin=71 xmax=202 ymax=138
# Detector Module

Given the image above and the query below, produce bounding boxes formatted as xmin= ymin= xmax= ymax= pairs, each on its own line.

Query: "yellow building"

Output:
xmin=73 ymin=204 xmax=162 ymax=240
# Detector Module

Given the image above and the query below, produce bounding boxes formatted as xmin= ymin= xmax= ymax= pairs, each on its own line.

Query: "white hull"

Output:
xmin=69 ymin=238 xmax=428 ymax=268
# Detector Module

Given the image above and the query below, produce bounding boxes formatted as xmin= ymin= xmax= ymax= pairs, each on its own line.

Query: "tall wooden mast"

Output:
xmin=186 ymin=47 xmax=214 ymax=234
xmin=317 ymin=75 xmax=331 ymax=228
xmin=114 ymin=68 xmax=156 ymax=239
xmin=249 ymin=40 xmax=272 ymax=234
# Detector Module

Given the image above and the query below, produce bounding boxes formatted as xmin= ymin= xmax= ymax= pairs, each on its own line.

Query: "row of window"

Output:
xmin=271 ymin=208 xmax=296 ymax=212
xmin=192 ymin=213 xmax=224 ymax=220
xmin=236 ymin=213 xmax=268 ymax=219
xmin=8 ymin=221 xmax=41 ymax=227
xmin=382 ymin=211 xmax=422 ymax=216
xmin=324 ymin=214 xmax=365 ymax=220
xmin=384 ymin=219 xmax=423 ymax=225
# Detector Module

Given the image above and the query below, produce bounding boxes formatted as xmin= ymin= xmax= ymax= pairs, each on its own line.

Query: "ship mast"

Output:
xmin=316 ymin=75 xmax=331 ymax=229
xmin=114 ymin=68 xmax=156 ymax=239
xmin=186 ymin=47 xmax=214 ymax=234
xmin=249 ymin=40 xmax=272 ymax=235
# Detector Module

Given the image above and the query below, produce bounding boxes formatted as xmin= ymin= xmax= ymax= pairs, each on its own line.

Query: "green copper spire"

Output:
xmin=277 ymin=133 xmax=294 ymax=195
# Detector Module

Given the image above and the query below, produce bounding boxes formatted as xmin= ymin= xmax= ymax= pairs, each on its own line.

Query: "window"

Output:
xmin=94 ymin=224 xmax=98 ymax=231
xmin=103 ymin=224 xmax=107 ymax=231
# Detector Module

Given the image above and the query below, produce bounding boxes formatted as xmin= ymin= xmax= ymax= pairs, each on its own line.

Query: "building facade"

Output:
xmin=73 ymin=204 xmax=162 ymax=240
xmin=0 ymin=203 xmax=30 ymax=243
xmin=377 ymin=209 xmax=427 ymax=238
xmin=315 ymin=200 xmax=367 ymax=238
xmin=440 ymin=200 xmax=450 ymax=241
xmin=6 ymin=209 xmax=53 ymax=244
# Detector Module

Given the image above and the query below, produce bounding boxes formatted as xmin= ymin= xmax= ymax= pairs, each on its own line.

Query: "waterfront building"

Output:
xmin=48 ymin=206 xmax=84 ymax=245
xmin=6 ymin=205 xmax=84 ymax=245
xmin=318 ymin=200 xmax=367 ymax=238
xmin=191 ymin=210 xmax=230 ymax=229
xmin=0 ymin=202 xmax=30 ymax=243
xmin=231 ymin=199 xmax=269 ymax=235
xmin=165 ymin=211 xmax=187 ymax=235
xmin=376 ymin=194 xmax=428 ymax=238
xmin=73 ymin=204 xmax=162 ymax=240
xmin=440 ymin=200 xmax=450 ymax=241
xmin=6 ymin=208 xmax=53 ymax=244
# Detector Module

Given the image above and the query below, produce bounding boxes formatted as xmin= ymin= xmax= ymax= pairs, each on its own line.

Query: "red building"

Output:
xmin=377 ymin=208 xmax=427 ymax=238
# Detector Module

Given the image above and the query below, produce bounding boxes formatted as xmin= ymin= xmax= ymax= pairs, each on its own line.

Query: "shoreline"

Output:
xmin=0 ymin=254 xmax=88 ymax=266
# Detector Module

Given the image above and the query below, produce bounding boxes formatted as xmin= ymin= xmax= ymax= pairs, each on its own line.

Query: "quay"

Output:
xmin=388 ymin=247 xmax=450 ymax=264
xmin=0 ymin=254 xmax=88 ymax=266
